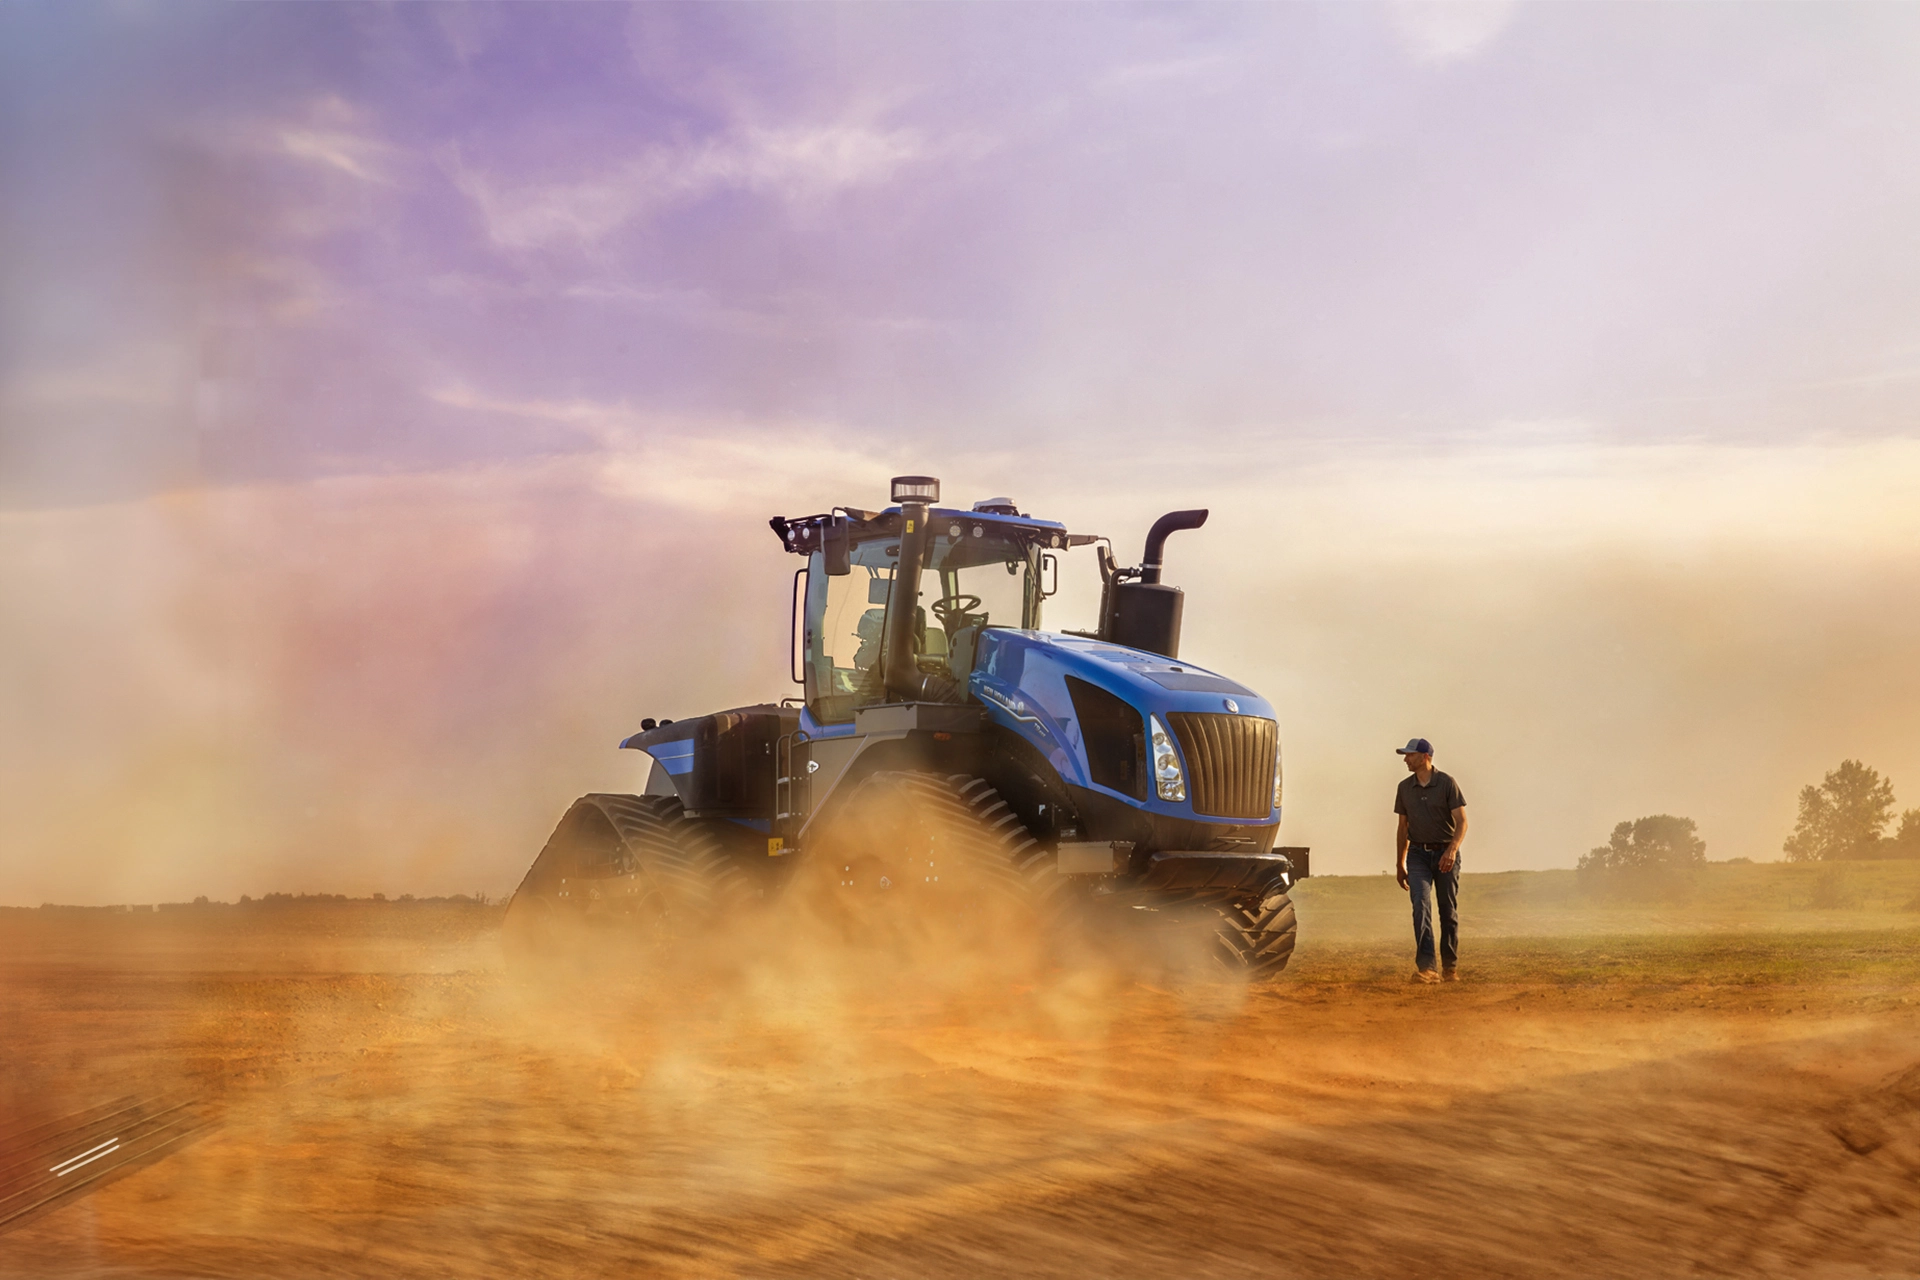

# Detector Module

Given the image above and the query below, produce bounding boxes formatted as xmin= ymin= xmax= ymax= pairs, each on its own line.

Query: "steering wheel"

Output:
xmin=930 ymin=594 xmax=983 ymax=623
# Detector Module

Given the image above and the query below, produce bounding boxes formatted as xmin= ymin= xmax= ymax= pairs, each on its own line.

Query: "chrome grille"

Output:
xmin=1168 ymin=713 xmax=1277 ymax=820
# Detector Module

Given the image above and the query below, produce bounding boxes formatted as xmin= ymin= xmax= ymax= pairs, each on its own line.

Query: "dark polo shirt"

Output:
xmin=1395 ymin=770 xmax=1466 ymax=845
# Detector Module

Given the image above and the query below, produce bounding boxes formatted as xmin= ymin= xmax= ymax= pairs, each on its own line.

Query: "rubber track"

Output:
xmin=948 ymin=775 xmax=1081 ymax=914
xmin=0 ymin=1095 xmax=214 ymax=1235
xmin=586 ymin=793 xmax=746 ymax=921
xmin=505 ymin=793 xmax=745 ymax=946
xmin=831 ymin=773 xmax=1037 ymax=903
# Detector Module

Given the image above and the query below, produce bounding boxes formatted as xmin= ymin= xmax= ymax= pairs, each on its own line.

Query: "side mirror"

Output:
xmin=823 ymin=518 xmax=850 ymax=576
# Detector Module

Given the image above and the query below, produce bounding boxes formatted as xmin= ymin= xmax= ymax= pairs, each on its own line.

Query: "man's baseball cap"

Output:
xmin=1395 ymin=737 xmax=1434 ymax=756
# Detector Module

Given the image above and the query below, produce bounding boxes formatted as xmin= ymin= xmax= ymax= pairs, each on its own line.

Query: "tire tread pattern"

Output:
xmin=1211 ymin=892 xmax=1298 ymax=978
xmin=831 ymin=772 xmax=1038 ymax=902
xmin=507 ymin=793 xmax=744 ymax=941
xmin=588 ymin=792 xmax=744 ymax=918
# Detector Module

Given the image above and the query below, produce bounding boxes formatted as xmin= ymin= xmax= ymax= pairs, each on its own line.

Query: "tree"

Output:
xmin=1579 ymin=814 xmax=1707 ymax=874
xmin=1782 ymin=760 xmax=1896 ymax=862
xmin=1890 ymin=809 xmax=1920 ymax=860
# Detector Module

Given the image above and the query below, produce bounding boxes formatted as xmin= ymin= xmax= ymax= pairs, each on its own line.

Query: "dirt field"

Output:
xmin=5 ymin=865 xmax=1920 ymax=1279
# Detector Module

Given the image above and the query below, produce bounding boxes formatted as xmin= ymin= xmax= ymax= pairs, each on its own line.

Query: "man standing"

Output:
xmin=1393 ymin=737 xmax=1468 ymax=984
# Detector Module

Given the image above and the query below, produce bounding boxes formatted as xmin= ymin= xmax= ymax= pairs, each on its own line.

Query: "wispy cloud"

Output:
xmin=1388 ymin=1 xmax=1518 ymax=66
xmin=1094 ymin=52 xmax=1236 ymax=95
xmin=427 ymin=383 xmax=895 ymax=510
xmin=429 ymin=382 xmax=652 ymax=451
xmin=3 ymin=342 xmax=185 ymax=412
xmin=274 ymin=124 xmax=387 ymax=183
xmin=188 ymin=95 xmax=396 ymax=185
xmin=452 ymin=123 xmax=925 ymax=251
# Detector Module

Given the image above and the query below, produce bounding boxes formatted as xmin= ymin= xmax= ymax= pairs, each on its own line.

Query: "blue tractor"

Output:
xmin=506 ymin=475 xmax=1306 ymax=977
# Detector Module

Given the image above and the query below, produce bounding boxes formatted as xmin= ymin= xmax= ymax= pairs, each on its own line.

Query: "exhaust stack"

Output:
xmin=1104 ymin=508 xmax=1208 ymax=658
xmin=883 ymin=475 xmax=965 ymax=702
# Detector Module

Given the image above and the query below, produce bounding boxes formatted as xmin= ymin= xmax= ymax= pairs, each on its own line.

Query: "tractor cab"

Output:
xmin=794 ymin=501 xmax=1066 ymax=725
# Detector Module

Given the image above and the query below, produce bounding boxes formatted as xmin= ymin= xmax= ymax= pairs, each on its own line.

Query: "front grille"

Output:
xmin=1168 ymin=713 xmax=1277 ymax=819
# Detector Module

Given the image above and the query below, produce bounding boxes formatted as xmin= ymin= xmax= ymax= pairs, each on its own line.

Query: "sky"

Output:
xmin=4 ymin=1 xmax=1920 ymax=903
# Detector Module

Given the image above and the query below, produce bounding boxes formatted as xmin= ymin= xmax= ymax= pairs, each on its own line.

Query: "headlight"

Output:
xmin=1149 ymin=715 xmax=1186 ymax=802
xmin=1272 ymin=740 xmax=1284 ymax=811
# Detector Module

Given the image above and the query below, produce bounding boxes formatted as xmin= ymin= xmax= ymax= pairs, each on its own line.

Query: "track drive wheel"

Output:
xmin=797 ymin=771 xmax=1041 ymax=955
xmin=503 ymin=793 xmax=742 ymax=968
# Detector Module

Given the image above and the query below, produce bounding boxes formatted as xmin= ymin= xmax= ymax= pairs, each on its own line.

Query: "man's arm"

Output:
xmin=1395 ymin=813 xmax=1410 ymax=889
xmin=1439 ymin=807 xmax=1467 ymax=873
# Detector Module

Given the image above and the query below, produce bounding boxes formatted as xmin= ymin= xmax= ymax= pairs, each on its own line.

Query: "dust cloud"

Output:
xmin=6 ymin=865 xmax=1920 ymax=1278
xmin=6 ymin=435 xmax=1920 ymax=1272
xmin=0 ymin=463 xmax=792 ymax=906
xmin=8 ymin=437 xmax=1920 ymax=906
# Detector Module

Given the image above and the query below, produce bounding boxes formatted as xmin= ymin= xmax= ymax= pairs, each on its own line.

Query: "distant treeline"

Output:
xmin=1580 ymin=758 xmax=1920 ymax=882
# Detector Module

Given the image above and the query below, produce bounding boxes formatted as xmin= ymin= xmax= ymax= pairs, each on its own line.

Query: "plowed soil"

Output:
xmin=3 ymin=880 xmax=1919 ymax=1279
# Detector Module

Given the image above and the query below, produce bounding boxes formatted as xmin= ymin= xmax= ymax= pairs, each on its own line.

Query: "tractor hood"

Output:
xmin=968 ymin=630 xmax=1280 ymax=827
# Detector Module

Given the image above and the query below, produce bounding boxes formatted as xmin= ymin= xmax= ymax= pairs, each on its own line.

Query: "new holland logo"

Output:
xmin=1223 ymin=698 xmax=1239 ymax=714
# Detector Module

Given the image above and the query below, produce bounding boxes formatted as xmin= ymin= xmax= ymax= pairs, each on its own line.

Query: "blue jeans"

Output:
xmin=1407 ymin=845 xmax=1460 ymax=972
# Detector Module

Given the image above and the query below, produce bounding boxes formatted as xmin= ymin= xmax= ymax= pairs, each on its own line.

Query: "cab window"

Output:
xmin=805 ymin=541 xmax=897 ymax=724
xmin=803 ymin=526 xmax=1041 ymax=723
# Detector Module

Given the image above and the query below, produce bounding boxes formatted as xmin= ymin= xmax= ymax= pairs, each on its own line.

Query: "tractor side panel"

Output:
xmin=623 ymin=706 xmax=799 ymax=822
xmin=684 ymin=710 xmax=796 ymax=819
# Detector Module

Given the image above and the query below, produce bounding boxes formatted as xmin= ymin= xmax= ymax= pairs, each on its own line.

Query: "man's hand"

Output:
xmin=1394 ymin=813 xmax=1411 ymax=889
xmin=1442 ymin=808 xmax=1467 ymax=874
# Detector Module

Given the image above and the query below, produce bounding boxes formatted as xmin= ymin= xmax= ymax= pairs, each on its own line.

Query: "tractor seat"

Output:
xmin=851 ymin=608 xmax=886 ymax=671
